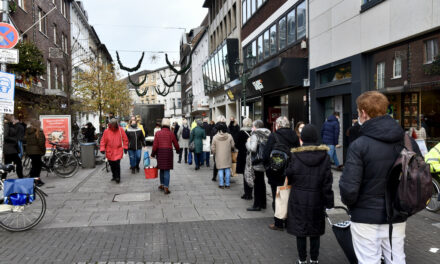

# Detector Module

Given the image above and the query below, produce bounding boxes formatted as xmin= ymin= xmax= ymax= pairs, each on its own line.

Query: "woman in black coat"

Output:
xmin=285 ymin=124 xmax=334 ymax=264
xmin=236 ymin=118 xmax=252 ymax=200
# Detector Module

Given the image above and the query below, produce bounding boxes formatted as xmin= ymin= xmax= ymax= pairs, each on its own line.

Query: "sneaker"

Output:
xmin=310 ymin=260 xmax=319 ymax=264
xmin=296 ymin=260 xmax=307 ymax=264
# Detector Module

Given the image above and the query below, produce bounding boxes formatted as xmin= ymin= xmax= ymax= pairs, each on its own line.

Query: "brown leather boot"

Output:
xmin=158 ymin=185 xmax=164 ymax=191
xmin=164 ymin=187 xmax=171 ymax=195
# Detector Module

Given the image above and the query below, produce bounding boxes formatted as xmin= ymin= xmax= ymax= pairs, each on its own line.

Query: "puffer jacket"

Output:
xmin=100 ymin=127 xmax=129 ymax=161
xmin=211 ymin=131 xmax=235 ymax=169
xmin=125 ymin=126 xmax=145 ymax=150
xmin=321 ymin=115 xmax=340 ymax=145
xmin=3 ymin=122 xmax=19 ymax=155
xmin=24 ymin=127 xmax=46 ymax=155
xmin=286 ymin=145 xmax=334 ymax=237
xmin=246 ymin=128 xmax=271 ymax=172
xmin=340 ymin=115 xmax=420 ymax=224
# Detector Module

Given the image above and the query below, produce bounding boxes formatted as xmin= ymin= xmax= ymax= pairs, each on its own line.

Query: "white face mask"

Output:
xmin=298 ymin=125 xmax=304 ymax=133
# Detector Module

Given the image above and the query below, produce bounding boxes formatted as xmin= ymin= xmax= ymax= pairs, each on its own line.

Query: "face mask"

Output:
xmin=131 ymin=124 xmax=137 ymax=128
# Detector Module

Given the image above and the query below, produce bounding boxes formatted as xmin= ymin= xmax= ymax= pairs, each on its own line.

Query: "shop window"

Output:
xmin=297 ymin=2 xmax=306 ymax=40
xmin=278 ymin=17 xmax=287 ymax=50
xmin=376 ymin=62 xmax=385 ymax=89
xmin=319 ymin=63 xmax=352 ymax=86
xmin=425 ymin=39 xmax=439 ymax=64
xmin=393 ymin=57 xmax=402 ymax=78
xmin=257 ymin=35 xmax=263 ymax=62
xmin=270 ymin=24 xmax=277 ymax=55
xmin=287 ymin=9 xmax=296 ymax=45
xmin=263 ymin=30 xmax=270 ymax=58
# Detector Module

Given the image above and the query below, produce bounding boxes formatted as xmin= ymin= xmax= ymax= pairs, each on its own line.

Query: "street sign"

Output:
xmin=0 ymin=48 xmax=18 ymax=64
xmin=0 ymin=23 xmax=19 ymax=49
xmin=0 ymin=71 xmax=15 ymax=114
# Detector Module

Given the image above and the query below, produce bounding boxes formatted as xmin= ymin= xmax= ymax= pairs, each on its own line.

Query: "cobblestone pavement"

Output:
xmin=0 ymin=148 xmax=439 ymax=263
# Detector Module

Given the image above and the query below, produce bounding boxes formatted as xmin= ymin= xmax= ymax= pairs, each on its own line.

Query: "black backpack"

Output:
xmin=269 ymin=133 xmax=291 ymax=173
xmin=182 ymin=126 xmax=190 ymax=139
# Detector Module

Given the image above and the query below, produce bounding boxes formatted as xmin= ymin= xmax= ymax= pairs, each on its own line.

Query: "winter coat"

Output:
xmin=263 ymin=127 xmax=300 ymax=186
xmin=152 ymin=127 xmax=180 ymax=170
xmin=236 ymin=128 xmax=251 ymax=174
xmin=24 ymin=127 xmax=46 ymax=155
xmin=321 ymin=115 xmax=340 ymax=145
xmin=100 ymin=127 xmax=129 ymax=161
xmin=426 ymin=142 xmax=440 ymax=173
xmin=339 ymin=115 xmax=420 ymax=224
xmin=228 ymin=122 xmax=240 ymax=143
xmin=125 ymin=126 xmax=145 ymax=150
xmin=3 ymin=122 xmax=19 ymax=155
xmin=246 ymin=128 xmax=271 ymax=172
xmin=16 ymin=123 xmax=25 ymax=141
xmin=189 ymin=126 xmax=206 ymax=154
xmin=346 ymin=122 xmax=362 ymax=145
xmin=211 ymin=132 xmax=235 ymax=169
xmin=203 ymin=122 xmax=212 ymax=137
xmin=83 ymin=126 xmax=96 ymax=143
xmin=177 ymin=124 xmax=189 ymax=148
xmin=286 ymin=145 xmax=334 ymax=237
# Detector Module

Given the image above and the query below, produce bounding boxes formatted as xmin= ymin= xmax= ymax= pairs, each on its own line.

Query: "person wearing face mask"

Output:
xmin=100 ymin=118 xmax=129 ymax=183
xmin=125 ymin=120 xmax=145 ymax=174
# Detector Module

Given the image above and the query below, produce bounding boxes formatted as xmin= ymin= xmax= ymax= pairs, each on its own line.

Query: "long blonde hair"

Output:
xmin=31 ymin=120 xmax=42 ymax=138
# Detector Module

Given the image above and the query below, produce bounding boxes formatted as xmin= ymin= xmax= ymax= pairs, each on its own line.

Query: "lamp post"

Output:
xmin=234 ymin=54 xmax=255 ymax=118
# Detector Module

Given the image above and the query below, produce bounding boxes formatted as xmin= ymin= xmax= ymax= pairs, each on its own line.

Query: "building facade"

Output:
xmin=154 ymin=66 xmax=182 ymax=122
xmin=191 ymin=27 xmax=210 ymax=119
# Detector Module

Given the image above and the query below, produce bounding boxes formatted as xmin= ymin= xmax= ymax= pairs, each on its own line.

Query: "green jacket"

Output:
xmin=189 ymin=125 xmax=206 ymax=154
xmin=425 ymin=142 xmax=440 ymax=173
xmin=24 ymin=127 xmax=46 ymax=155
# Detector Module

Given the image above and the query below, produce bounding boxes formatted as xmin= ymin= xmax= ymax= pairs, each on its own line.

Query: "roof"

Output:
xmin=202 ymin=0 xmax=212 ymax=8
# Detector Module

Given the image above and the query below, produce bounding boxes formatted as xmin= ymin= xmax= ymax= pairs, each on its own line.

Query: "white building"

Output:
xmin=191 ymin=27 xmax=210 ymax=117
xmin=155 ymin=66 xmax=182 ymax=124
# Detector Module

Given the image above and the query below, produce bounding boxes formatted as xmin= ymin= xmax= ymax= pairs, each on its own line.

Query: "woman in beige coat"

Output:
xmin=211 ymin=122 xmax=235 ymax=188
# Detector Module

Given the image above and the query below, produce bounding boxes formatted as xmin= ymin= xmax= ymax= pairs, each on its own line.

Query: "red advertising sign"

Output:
xmin=40 ymin=115 xmax=71 ymax=150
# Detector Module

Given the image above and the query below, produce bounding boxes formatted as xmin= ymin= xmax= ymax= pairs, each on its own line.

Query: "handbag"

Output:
xmin=244 ymin=152 xmax=255 ymax=188
xmin=231 ymin=151 xmax=238 ymax=163
xmin=144 ymin=158 xmax=158 ymax=179
xmin=189 ymin=141 xmax=195 ymax=152
xmin=274 ymin=177 xmax=291 ymax=220
xmin=202 ymin=136 xmax=211 ymax=152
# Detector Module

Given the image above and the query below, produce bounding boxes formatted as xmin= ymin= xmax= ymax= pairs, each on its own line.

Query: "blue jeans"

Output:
xmin=201 ymin=152 xmax=210 ymax=166
xmin=194 ymin=152 xmax=202 ymax=168
xmin=128 ymin=149 xmax=141 ymax=168
xmin=328 ymin=145 xmax=340 ymax=166
xmin=218 ymin=168 xmax=231 ymax=187
xmin=160 ymin=169 xmax=170 ymax=187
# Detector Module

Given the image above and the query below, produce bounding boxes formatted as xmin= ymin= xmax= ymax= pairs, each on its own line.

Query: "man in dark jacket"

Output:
xmin=228 ymin=116 xmax=239 ymax=143
xmin=321 ymin=112 xmax=342 ymax=170
xmin=263 ymin=116 xmax=300 ymax=231
xmin=340 ymin=91 xmax=420 ymax=264
xmin=346 ymin=114 xmax=361 ymax=146
xmin=2 ymin=115 xmax=24 ymax=179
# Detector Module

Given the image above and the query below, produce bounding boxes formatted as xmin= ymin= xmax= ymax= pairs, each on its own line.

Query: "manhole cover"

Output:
xmin=113 ymin=193 xmax=150 ymax=202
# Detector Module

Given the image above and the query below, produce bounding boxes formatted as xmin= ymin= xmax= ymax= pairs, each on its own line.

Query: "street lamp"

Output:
xmin=234 ymin=54 xmax=255 ymax=118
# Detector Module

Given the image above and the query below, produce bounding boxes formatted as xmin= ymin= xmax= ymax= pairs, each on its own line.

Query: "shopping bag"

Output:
xmin=203 ymin=136 xmax=211 ymax=152
xmin=144 ymin=167 xmax=158 ymax=179
xmin=143 ymin=151 xmax=150 ymax=168
xmin=231 ymin=163 xmax=237 ymax=177
xmin=188 ymin=151 xmax=193 ymax=165
xmin=274 ymin=178 xmax=291 ymax=220
xmin=231 ymin=151 xmax=238 ymax=163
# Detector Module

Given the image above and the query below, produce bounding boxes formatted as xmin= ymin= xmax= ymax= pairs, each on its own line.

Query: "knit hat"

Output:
xmin=301 ymin=124 xmax=319 ymax=145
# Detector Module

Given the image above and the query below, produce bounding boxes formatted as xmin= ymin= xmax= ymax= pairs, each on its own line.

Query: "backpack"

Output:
xmin=182 ymin=126 xmax=190 ymax=139
xmin=269 ymin=133 xmax=291 ymax=174
xmin=251 ymin=138 xmax=267 ymax=167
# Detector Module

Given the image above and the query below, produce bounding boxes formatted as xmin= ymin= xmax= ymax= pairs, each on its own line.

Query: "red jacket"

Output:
xmin=152 ymin=127 xmax=180 ymax=170
xmin=100 ymin=127 xmax=129 ymax=161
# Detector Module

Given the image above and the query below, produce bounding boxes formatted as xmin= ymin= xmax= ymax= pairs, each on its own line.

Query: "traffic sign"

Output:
xmin=0 ymin=49 xmax=18 ymax=64
xmin=0 ymin=23 xmax=19 ymax=49
xmin=0 ymin=71 xmax=15 ymax=114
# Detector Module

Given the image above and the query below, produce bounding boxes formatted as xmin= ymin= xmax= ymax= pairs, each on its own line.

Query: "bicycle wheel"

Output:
xmin=0 ymin=188 xmax=47 ymax=232
xmin=22 ymin=155 xmax=32 ymax=177
xmin=53 ymin=154 xmax=78 ymax=178
xmin=426 ymin=178 xmax=440 ymax=212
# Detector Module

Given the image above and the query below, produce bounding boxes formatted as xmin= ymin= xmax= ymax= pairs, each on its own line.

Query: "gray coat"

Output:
xmin=177 ymin=124 xmax=189 ymax=148
xmin=246 ymin=128 xmax=271 ymax=171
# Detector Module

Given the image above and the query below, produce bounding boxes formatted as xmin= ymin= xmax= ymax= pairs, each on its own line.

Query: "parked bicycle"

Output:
xmin=426 ymin=172 xmax=440 ymax=212
xmin=0 ymin=164 xmax=47 ymax=232
xmin=22 ymin=142 xmax=79 ymax=178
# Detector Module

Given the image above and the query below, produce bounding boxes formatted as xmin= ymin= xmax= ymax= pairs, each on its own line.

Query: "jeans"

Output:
xmin=328 ymin=145 xmax=340 ymax=166
xmin=29 ymin=154 xmax=43 ymax=178
xmin=253 ymin=170 xmax=266 ymax=208
xmin=296 ymin=236 xmax=320 ymax=261
xmin=128 ymin=149 xmax=141 ymax=168
xmin=204 ymin=152 xmax=210 ymax=166
xmin=179 ymin=148 xmax=188 ymax=163
xmin=194 ymin=152 xmax=203 ymax=168
xmin=351 ymin=222 xmax=406 ymax=264
xmin=2 ymin=154 xmax=23 ymax=179
xmin=160 ymin=169 xmax=170 ymax=187
xmin=218 ymin=168 xmax=231 ymax=186
xmin=108 ymin=160 xmax=121 ymax=180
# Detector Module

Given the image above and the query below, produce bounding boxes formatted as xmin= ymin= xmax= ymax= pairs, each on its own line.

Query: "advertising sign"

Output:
xmin=0 ymin=71 xmax=15 ymax=114
xmin=39 ymin=115 xmax=71 ymax=150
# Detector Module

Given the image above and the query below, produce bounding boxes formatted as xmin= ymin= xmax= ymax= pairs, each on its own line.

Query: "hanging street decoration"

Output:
xmin=165 ymin=53 xmax=191 ymax=75
xmin=127 ymin=73 xmax=148 ymax=96
xmin=116 ymin=51 xmax=145 ymax=72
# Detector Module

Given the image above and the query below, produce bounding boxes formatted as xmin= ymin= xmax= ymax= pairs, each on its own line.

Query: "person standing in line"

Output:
xmin=321 ymin=112 xmax=342 ymax=170
xmin=201 ymin=118 xmax=211 ymax=167
xmin=294 ymin=121 xmax=305 ymax=145
xmin=2 ymin=115 xmax=24 ymax=180
xmin=264 ymin=116 xmax=300 ymax=230
xmin=236 ymin=117 xmax=253 ymax=200
xmin=177 ymin=119 xmax=190 ymax=164
xmin=246 ymin=120 xmax=270 ymax=211
xmin=152 ymin=118 xmax=180 ymax=194
xmin=100 ymin=118 xmax=129 ymax=184
xmin=125 ymin=119 xmax=145 ymax=174
xmin=211 ymin=121 xmax=235 ymax=189
xmin=346 ymin=114 xmax=362 ymax=146
xmin=340 ymin=91 xmax=421 ymax=264
xmin=173 ymin=121 xmax=180 ymax=142
xmin=15 ymin=118 xmax=25 ymax=159
xmin=189 ymin=120 xmax=206 ymax=170
xmin=228 ymin=116 xmax=240 ymax=143
xmin=24 ymin=119 xmax=46 ymax=187
xmin=211 ymin=116 xmax=227 ymax=181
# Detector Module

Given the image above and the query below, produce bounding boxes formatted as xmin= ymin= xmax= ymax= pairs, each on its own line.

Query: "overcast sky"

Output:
xmin=82 ymin=0 xmax=208 ymax=74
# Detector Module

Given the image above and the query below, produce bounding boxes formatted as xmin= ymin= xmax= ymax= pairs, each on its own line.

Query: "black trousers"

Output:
xmin=253 ymin=170 xmax=266 ymax=208
xmin=213 ymin=156 xmax=217 ymax=180
xmin=2 ymin=153 xmax=23 ymax=179
xmin=296 ymin=236 xmax=320 ymax=261
xmin=194 ymin=153 xmax=202 ymax=168
xmin=179 ymin=148 xmax=188 ymax=163
xmin=108 ymin=160 xmax=121 ymax=180
xmin=29 ymin=154 xmax=43 ymax=178
xmin=271 ymin=184 xmax=286 ymax=228
xmin=243 ymin=175 xmax=253 ymax=198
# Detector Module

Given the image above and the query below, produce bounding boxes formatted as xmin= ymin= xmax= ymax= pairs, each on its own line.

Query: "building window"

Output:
xmin=47 ymin=61 xmax=51 ymax=89
xmin=257 ymin=0 xmax=262 ymax=8
xmin=63 ymin=34 xmax=68 ymax=53
xmin=263 ymin=30 xmax=269 ymax=58
xmin=287 ymin=9 xmax=296 ymax=45
xmin=18 ymin=0 xmax=25 ymax=10
xmin=278 ymin=17 xmax=287 ymax=50
xmin=61 ymin=0 xmax=67 ymax=17
xmin=61 ymin=69 xmax=64 ymax=90
xmin=376 ymin=62 xmax=385 ymax=89
xmin=61 ymin=33 xmax=65 ymax=51
xmin=425 ymin=39 xmax=439 ymax=64
xmin=247 ymin=0 xmax=251 ymax=22
xmin=393 ymin=57 xmax=402 ymax=78
xmin=297 ymin=1 xmax=306 ymax=39
xmin=54 ymin=66 xmax=58 ymax=90
xmin=257 ymin=35 xmax=263 ymax=62
xmin=270 ymin=24 xmax=277 ymax=55
xmin=242 ymin=0 xmax=247 ymax=25
xmin=38 ymin=8 xmax=47 ymax=35
xmin=251 ymin=0 xmax=256 ymax=15
xmin=53 ymin=24 xmax=57 ymax=44
xmin=232 ymin=3 xmax=237 ymax=29
xmin=319 ymin=62 xmax=352 ymax=86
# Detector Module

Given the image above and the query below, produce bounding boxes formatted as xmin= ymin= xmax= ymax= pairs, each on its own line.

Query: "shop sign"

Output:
xmin=0 ymin=71 xmax=15 ymax=114
xmin=252 ymin=79 xmax=264 ymax=91
xmin=40 ymin=115 xmax=71 ymax=151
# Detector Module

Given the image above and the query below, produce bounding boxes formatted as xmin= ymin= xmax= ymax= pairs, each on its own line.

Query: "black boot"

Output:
xmin=131 ymin=167 xmax=135 ymax=174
